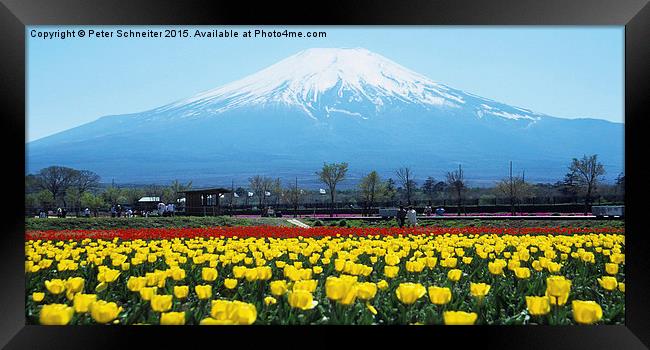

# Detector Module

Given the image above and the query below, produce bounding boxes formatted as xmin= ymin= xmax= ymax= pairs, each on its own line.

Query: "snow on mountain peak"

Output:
xmin=154 ymin=47 xmax=542 ymax=123
xmin=164 ymin=47 xmax=466 ymax=114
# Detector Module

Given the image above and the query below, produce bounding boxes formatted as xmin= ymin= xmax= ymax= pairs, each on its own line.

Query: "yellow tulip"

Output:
xmin=44 ymin=279 xmax=66 ymax=294
xmin=470 ymin=283 xmax=490 ymax=299
xmin=89 ymin=300 xmax=122 ymax=324
xmin=232 ymin=266 xmax=247 ymax=279
xmin=313 ymin=266 xmax=323 ymax=274
xmin=170 ymin=268 xmax=186 ymax=281
xmin=443 ymin=311 xmax=478 ymax=325
xmin=97 ymin=268 xmax=120 ymax=283
xmin=325 ymin=276 xmax=358 ymax=305
xmin=514 ymin=267 xmax=531 ymax=279
xmin=526 ymin=296 xmax=551 ymax=316
xmin=264 ymin=296 xmax=277 ymax=305
xmin=151 ymin=295 xmax=173 ymax=312
xmin=195 ymin=285 xmax=213 ymax=300
xmin=547 ymin=262 xmax=562 ymax=274
xmin=293 ymin=279 xmax=318 ymax=293
xmin=618 ymin=282 xmax=625 ymax=292
xmin=572 ymin=300 xmax=603 ymax=325
xmin=127 ymin=277 xmax=147 ymax=292
xmin=160 ymin=311 xmax=185 ymax=325
xmin=605 ymin=263 xmax=618 ymax=275
xmin=376 ymin=280 xmax=389 ymax=290
xmin=269 ymin=280 xmax=288 ymax=296
xmin=428 ymin=286 xmax=452 ymax=305
xmin=447 ymin=269 xmax=462 ymax=282
xmin=395 ymin=283 xmax=426 ymax=305
xmin=65 ymin=277 xmax=85 ymax=294
xmin=488 ymin=260 xmax=506 ymax=275
xmin=39 ymin=304 xmax=74 ymax=325
xmin=202 ymin=267 xmax=218 ymax=282
xmin=385 ymin=253 xmax=400 ymax=266
xmin=173 ymin=286 xmax=189 ymax=299
xmin=73 ymin=294 xmax=97 ymax=313
xmin=139 ymin=287 xmax=157 ymax=301
xmin=384 ymin=265 xmax=399 ymax=278
xmin=287 ymin=290 xmax=317 ymax=310
xmin=545 ymin=276 xmax=571 ymax=306
xmin=425 ymin=257 xmax=438 ymax=269
xmin=356 ymin=282 xmax=378 ymax=300
xmin=597 ymin=276 xmax=618 ymax=291
xmin=32 ymin=292 xmax=45 ymax=302
xmin=224 ymin=278 xmax=238 ymax=289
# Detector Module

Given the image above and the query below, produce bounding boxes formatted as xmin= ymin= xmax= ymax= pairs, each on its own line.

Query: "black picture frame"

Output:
xmin=1 ymin=0 xmax=648 ymax=348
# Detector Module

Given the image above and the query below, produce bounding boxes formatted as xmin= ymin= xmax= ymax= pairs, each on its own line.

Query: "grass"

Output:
xmin=303 ymin=218 xmax=625 ymax=229
xmin=25 ymin=216 xmax=289 ymax=231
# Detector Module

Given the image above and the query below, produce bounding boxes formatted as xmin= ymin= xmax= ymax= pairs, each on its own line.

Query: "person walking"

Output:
xmin=396 ymin=205 xmax=407 ymax=228
xmin=407 ymin=206 xmax=418 ymax=227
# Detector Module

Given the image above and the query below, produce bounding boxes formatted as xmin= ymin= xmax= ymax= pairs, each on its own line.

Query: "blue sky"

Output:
xmin=27 ymin=26 xmax=624 ymax=142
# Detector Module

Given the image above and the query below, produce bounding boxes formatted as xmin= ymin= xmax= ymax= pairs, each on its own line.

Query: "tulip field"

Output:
xmin=25 ymin=226 xmax=625 ymax=325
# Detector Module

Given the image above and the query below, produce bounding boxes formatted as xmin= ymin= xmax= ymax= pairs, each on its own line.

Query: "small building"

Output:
xmin=137 ymin=196 xmax=161 ymax=212
xmin=180 ymin=188 xmax=232 ymax=216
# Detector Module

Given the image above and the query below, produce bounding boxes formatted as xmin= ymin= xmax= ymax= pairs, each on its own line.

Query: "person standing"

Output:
xmin=407 ymin=206 xmax=418 ymax=227
xmin=158 ymin=202 xmax=166 ymax=216
xmin=396 ymin=205 xmax=406 ymax=228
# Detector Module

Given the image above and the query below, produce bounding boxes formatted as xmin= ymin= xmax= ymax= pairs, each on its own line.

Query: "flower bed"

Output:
xmin=25 ymin=227 xmax=625 ymax=325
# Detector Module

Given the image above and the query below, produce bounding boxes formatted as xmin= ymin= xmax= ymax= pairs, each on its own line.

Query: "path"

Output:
xmin=286 ymin=218 xmax=311 ymax=228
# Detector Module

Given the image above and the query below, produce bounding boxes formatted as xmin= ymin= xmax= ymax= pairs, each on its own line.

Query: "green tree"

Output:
xmin=316 ymin=162 xmax=348 ymax=217
xmin=384 ymin=178 xmax=397 ymax=204
xmin=421 ymin=176 xmax=437 ymax=204
xmin=81 ymin=192 xmax=105 ymax=217
xmin=103 ymin=186 xmax=122 ymax=206
xmin=359 ymin=171 xmax=383 ymax=215
xmin=36 ymin=190 xmax=54 ymax=211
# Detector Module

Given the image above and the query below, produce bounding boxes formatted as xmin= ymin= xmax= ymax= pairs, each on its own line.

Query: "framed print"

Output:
xmin=1 ymin=0 xmax=649 ymax=348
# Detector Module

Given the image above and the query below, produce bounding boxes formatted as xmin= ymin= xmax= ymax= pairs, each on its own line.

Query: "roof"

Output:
xmin=138 ymin=196 xmax=160 ymax=202
xmin=179 ymin=187 xmax=232 ymax=194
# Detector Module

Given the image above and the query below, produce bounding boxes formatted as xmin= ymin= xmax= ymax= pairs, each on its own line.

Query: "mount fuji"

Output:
xmin=27 ymin=47 xmax=623 ymax=186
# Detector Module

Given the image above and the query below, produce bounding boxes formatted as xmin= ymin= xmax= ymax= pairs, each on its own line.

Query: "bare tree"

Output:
xmin=286 ymin=177 xmax=304 ymax=217
xmin=37 ymin=166 xmax=78 ymax=207
xmin=395 ymin=167 xmax=416 ymax=205
xmin=495 ymin=162 xmax=532 ymax=215
xmin=446 ymin=164 xmax=466 ymax=216
xmin=74 ymin=170 xmax=100 ymax=194
xmin=359 ymin=171 xmax=383 ymax=216
xmin=568 ymin=154 xmax=605 ymax=214
xmin=249 ymin=176 xmax=273 ymax=208
xmin=316 ymin=162 xmax=349 ymax=217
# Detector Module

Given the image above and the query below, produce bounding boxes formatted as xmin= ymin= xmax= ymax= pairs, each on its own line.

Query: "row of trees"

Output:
xmin=26 ymin=166 xmax=194 ymax=215
xmin=26 ymin=154 xmax=620 ymax=216
xmin=329 ymin=154 xmax=615 ymax=216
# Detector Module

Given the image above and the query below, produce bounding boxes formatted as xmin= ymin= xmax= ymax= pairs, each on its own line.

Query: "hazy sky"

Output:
xmin=27 ymin=26 xmax=624 ymax=142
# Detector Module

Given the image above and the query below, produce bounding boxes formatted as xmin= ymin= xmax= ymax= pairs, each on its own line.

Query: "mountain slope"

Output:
xmin=27 ymin=47 xmax=623 ymax=186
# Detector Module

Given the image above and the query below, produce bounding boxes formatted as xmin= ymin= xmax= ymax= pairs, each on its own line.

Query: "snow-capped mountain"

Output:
xmin=27 ymin=48 xmax=623 ymax=185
